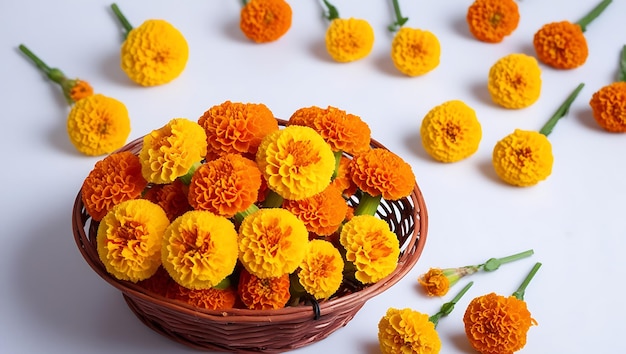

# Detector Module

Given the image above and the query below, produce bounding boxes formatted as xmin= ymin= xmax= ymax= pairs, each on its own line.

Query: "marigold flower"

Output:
xmin=488 ymin=53 xmax=542 ymax=109
xmin=390 ymin=27 xmax=441 ymax=77
xmin=466 ymin=0 xmax=519 ymax=43
xmin=169 ymin=282 xmax=237 ymax=310
xmin=161 ymin=210 xmax=239 ymax=289
xmin=238 ymin=208 xmax=309 ymax=279
xmin=321 ymin=1 xmax=374 ymax=63
xmin=81 ymin=151 xmax=147 ymax=221
xmin=256 ymin=125 xmax=335 ymax=201
xmin=97 ymin=199 xmax=170 ymax=282
xmin=350 ymin=148 xmax=415 ymax=201
xmin=67 ymin=94 xmax=131 ymax=156
xmin=283 ymin=185 xmax=348 ymax=236
xmin=137 ymin=266 xmax=174 ymax=297
xmin=240 ymin=0 xmax=292 ymax=43
xmin=420 ymin=100 xmax=482 ymax=163
xmin=378 ymin=308 xmax=441 ymax=354
xmin=340 ymin=215 xmax=400 ymax=284
xmin=330 ymin=155 xmax=358 ymax=197
xmin=188 ymin=154 xmax=262 ymax=218
xmin=492 ymin=129 xmax=553 ymax=187
xmin=139 ymin=118 xmax=207 ymax=184
xmin=111 ymin=4 xmax=189 ymax=86
xmin=237 ymin=268 xmax=291 ymax=310
xmin=297 ymin=239 xmax=344 ymax=300
xmin=198 ymin=100 xmax=279 ymax=160
xmin=143 ymin=179 xmax=192 ymax=221
xmin=590 ymin=81 xmax=626 ymax=133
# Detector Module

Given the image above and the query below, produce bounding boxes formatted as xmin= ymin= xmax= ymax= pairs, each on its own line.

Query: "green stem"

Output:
xmin=178 ymin=161 xmax=202 ymax=185
xmin=321 ymin=0 xmax=340 ymax=21
xmin=111 ymin=3 xmax=134 ymax=37
xmin=18 ymin=44 xmax=66 ymax=84
xmin=619 ymin=45 xmax=626 ymax=82
xmin=353 ymin=192 xmax=381 ymax=216
xmin=263 ymin=190 xmax=284 ymax=208
xmin=512 ymin=262 xmax=542 ymax=300
xmin=539 ymin=83 xmax=585 ymax=136
xmin=576 ymin=0 xmax=612 ymax=32
xmin=241 ymin=0 xmax=249 ymax=5
xmin=482 ymin=249 xmax=534 ymax=272
xmin=429 ymin=281 xmax=474 ymax=327
xmin=388 ymin=0 xmax=409 ymax=32
xmin=332 ymin=151 xmax=342 ymax=180
xmin=233 ymin=203 xmax=259 ymax=224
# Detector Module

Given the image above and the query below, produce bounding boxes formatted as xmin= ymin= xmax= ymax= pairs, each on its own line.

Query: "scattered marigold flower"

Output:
xmin=297 ymin=239 xmax=344 ymax=300
xmin=378 ymin=307 xmax=441 ymax=354
xmin=67 ymin=93 xmax=131 ymax=156
xmin=256 ymin=125 xmax=335 ymax=200
xmin=420 ymin=100 xmax=482 ymax=163
xmin=390 ymin=27 xmax=441 ymax=77
xmin=111 ymin=4 xmax=189 ymax=86
xmin=97 ymin=199 xmax=170 ymax=282
xmin=143 ymin=179 xmax=192 ymax=221
xmin=590 ymin=81 xmax=626 ymax=133
xmin=350 ymin=148 xmax=415 ymax=201
xmin=466 ymin=0 xmax=520 ymax=43
xmin=198 ymin=100 xmax=279 ymax=160
xmin=238 ymin=208 xmax=309 ymax=279
xmin=161 ymin=210 xmax=239 ymax=290
xmin=321 ymin=1 xmax=374 ymax=63
xmin=169 ymin=282 xmax=238 ymax=310
xmin=237 ymin=268 xmax=291 ymax=310
xmin=139 ymin=118 xmax=207 ymax=184
xmin=81 ymin=151 xmax=147 ymax=221
xmin=340 ymin=215 xmax=400 ymax=284
xmin=488 ymin=53 xmax=542 ymax=109
xmin=240 ymin=0 xmax=292 ymax=43
xmin=283 ymin=185 xmax=348 ymax=236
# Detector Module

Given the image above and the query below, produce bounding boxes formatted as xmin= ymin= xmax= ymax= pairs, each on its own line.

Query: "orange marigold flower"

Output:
xmin=169 ymin=282 xmax=237 ymax=310
xmin=162 ymin=211 xmax=239 ymax=289
xmin=67 ymin=94 xmax=131 ymax=156
xmin=533 ymin=21 xmax=587 ymax=70
xmin=237 ymin=268 xmax=291 ymax=310
xmin=325 ymin=18 xmax=375 ymax=63
xmin=143 ymin=179 xmax=192 ymax=221
xmin=589 ymin=81 xmax=626 ymax=132
xmin=349 ymin=148 xmax=415 ymax=200
xmin=68 ymin=80 xmax=94 ymax=102
xmin=330 ymin=155 xmax=358 ymax=197
xmin=81 ymin=151 xmax=147 ymax=221
xmin=288 ymin=105 xmax=371 ymax=155
xmin=188 ymin=154 xmax=262 ymax=218
xmin=240 ymin=0 xmax=292 ymax=43
xmin=298 ymin=239 xmax=344 ymax=300
xmin=466 ymin=0 xmax=520 ymax=43
xmin=488 ymin=53 xmax=542 ymax=109
xmin=492 ymin=129 xmax=553 ymax=187
xmin=139 ymin=118 xmax=207 ymax=184
xmin=390 ymin=27 xmax=441 ymax=77
xmin=97 ymin=199 xmax=170 ymax=282
xmin=256 ymin=125 xmax=335 ymax=200
xmin=238 ymin=208 xmax=309 ymax=279
xmin=378 ymin=308 xmax=441 ymax=354
xmin=283 ymin=185 xmax=348 ymax=236
xmin=340 ymin=215 xmax=400 ymax=284
xmin=198 ymin=100 xmax=279 ymax=160
xmin=418 ymin=268 xmax=451 ymax=297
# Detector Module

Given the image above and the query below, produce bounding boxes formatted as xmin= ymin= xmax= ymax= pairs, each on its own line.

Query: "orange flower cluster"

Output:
xmin=240 ymin=0 xmax=292 ymax=43
xmin=466 ymin=0 xmax=520 ymax=43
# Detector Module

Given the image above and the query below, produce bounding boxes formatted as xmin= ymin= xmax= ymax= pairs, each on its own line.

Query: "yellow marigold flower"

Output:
xmin=143 ymin=179 xmax=192 ymax=221
xmin=492 ymin=129 xmax=553 ymax=187
xmin=161 ymin=211 xmax=239 ymax=290
xmin=590 ymin=81 xmax=626 ymax=133
xmin=237 ymin=268 xmax=291 ymax=310
xmin=81 ymin=151 xmax=147 ymax=221
xmin=340 ymin=215 xmax=400 ymax=284
xmin=390 ymin=27 xmax=441 ymax=77
xmin=67 ymin=94 xmax=131 ymax=156
xmin=325 ymin=18 xmax=375 ymax=63
xmin=139 ymin=118 xmax=207 ymax=184
xmin=350 ymin=148 xmax=415 ymax=200
xmin=420 ymin=100 xmax=482 ymax=163
xmin=238 ymin=208 xmax=309 ymax=279
xmin=240 ymin=0 xmax=292 ymax=43
xmin=97 ymin=199 xmax=169 ymax=282
xmin=466 ymin=0 xmax=519 ymax=43
xmin=283 ymin=185 xmax=348 ymax=236
xmin=298 ymin=239 xmax=344 ymax=300
xmin=256 ymin=125 xmax=335 ymax=200
xmin=378 ymin=308 xmax=441 ymax=354
xmin=169 ymin=282 xmax=237 ymax=310
xmin=488 ymin=53 xmax=542 ymax=109
xmin=198 ymin=100 xmax=279 ymax=160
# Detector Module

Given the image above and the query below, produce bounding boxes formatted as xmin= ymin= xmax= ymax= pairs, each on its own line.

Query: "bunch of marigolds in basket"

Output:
xmin=81 ymin=100 xmax=418 ymax=311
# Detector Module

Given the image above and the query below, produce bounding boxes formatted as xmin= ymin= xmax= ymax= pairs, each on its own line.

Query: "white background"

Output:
xmin=1 ymin=1 xmax=625 ymax=353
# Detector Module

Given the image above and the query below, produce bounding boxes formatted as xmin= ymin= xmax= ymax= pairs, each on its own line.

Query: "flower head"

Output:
xmin=169 ymin=282 xmax=237 ymax=310
xmin=488 ymin=53 xmax=542 ymax=109
xmin=589 ymin=81 xmax=626 ymax=132
xmin=330 ymin=155 xmax=358 ymax=197
xmin=240 ymin=0 xmax=292 ymax=43
xmin=349 ymin=148 xmax=415 ymax=201
xmin=325 ymin=18 xmax=375 ymax=63
xmin=238 ymin=208 xmax=309 ymax=279
xmin=256 ymin=125 xmax=335 ymax=200
xmin=492 ymin=129 xmax=553 ymax=187
xmin=283 ymin=184 xmax=348 ymax=236
xmin=390 ymin=27 xmax=441 ymax=77
xmin=340 ymin=215 xmax=400 ymax=284
xmin=161 ymin=210 xmax=239 ymax=290
xmin=237 ymin=268 xmax=291 ymax=310
xmin=139 ymin=118 xmax=207 ymax=184
xmin=378 ymin=308 xmax=441 ymax=354
xmin=97 ymin=199 xmax=169 ymax=282
xmin=66 ymin=80 xmax=94 ymax=102
xmin=81 ymin=151 xmax=147 ymax=221
xmin=297 ymin=239 xmax=344 ymax=300
xmin=533 ymin=21 xmax=587 ymax=69
xmin=466 ymin=0 xmax=520 ymax=43
xmin=67 ymin=94 xmax=131 ymax=156
xmin=143 ymin=179 xmax=192 ymax=221
xmin=420 ymin=100 xmax=482 ymax=162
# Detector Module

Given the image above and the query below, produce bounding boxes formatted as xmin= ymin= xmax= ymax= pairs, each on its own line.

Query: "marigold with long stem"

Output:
xmin=589 ymin=45 xmax=626 ymax=132
xmin=297 ymin=239 xmax=344 ymax=300
xmin=161 ymin=210 xmax=239 ymax=290
xmin=81 ymin=151 xmax=147 ymax=221
xmin=143 ymin=179 xmax=192 ymax=222
xmin=420 ymin=100 xmax=482 ymax=163
xmin=67 ymin=94 xmax=131 ymax=156
xmin=97 ymin=199 xmax=170 ymax=282
xmin=466 ymin=0 xmax=519 ymax=43
xmin=322 ymin=1 xmax=374 ymax=63
xmin=240 ymin=0 xmax=292 ymax=43
xmin=111 ymin=3 xmax=189 ymax=86
xmin=237 ymin=268 xmax=291 ymax=310
xmin=283 ymin=185 xmax=348 ymax=236
xmin=488 ymin=53 xmax=542 ymax=109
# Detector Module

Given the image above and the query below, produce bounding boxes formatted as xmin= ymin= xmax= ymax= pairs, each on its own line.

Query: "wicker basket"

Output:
xmin=72 ymin=120 xmax=428 ymax=353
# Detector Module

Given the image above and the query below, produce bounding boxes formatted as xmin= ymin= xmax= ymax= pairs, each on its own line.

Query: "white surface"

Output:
xmin=1 ymin=1 xmax=625 ymax=353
